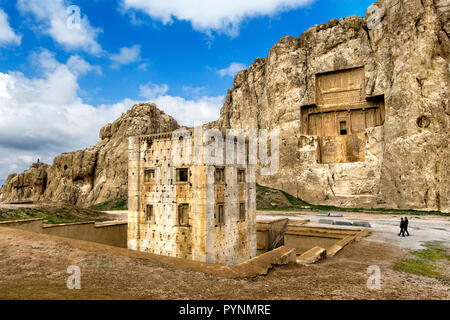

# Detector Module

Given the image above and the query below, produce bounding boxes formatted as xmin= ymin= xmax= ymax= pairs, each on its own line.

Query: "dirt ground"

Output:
xmin=0 ymin=213 xmax=449 ymax=299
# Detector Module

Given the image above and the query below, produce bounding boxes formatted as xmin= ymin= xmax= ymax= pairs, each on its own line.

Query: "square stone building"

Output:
xmin=128 ymin=129 xmax=257 ymax=266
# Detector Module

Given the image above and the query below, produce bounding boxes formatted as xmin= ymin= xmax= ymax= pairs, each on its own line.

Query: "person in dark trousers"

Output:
xmin=398 ymin=218 xmax=405 ymax=236
xmin=404 ymin=217 xmax=410 ymax=236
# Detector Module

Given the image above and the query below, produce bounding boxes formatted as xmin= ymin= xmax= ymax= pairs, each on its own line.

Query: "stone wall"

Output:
xmin=0 ymin=219 xmax=127 ymax=248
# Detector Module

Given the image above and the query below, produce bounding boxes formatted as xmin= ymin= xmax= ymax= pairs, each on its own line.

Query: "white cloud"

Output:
xmin=217 ymin=62 xmax=247 ymax=77
xmin=120 ymin=0 xmax=315 ymax=36
xmin=139 ymin=82 xmax=224 ymax=127
xmin=110 ymin=45 xmax=141 ymax=68
xmin=0 ymin=50 xmax=225 ymax=185
xmin=67 ymin=55 xmax=102 ymax=76
xmin=137 ymin=62 xmax=150 ymax=71
xmin=139 ymin=82 xmax=168 ymax=100
xmin=182 ymin=85 xmax=207 ymax=97
xmin=17 ymin=0 xmax=102 ymax=54
xmin=0 ymin=49 xmax=134 ymax=184
xmin=0 ymin=9 xmax=21 ymax=46
xmin=153 ymin=95 xmax=224 ymax=127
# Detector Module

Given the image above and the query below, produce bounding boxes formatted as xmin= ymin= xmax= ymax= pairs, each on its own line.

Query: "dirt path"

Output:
xmin=0 ymin=224 xmax=448 ymax=300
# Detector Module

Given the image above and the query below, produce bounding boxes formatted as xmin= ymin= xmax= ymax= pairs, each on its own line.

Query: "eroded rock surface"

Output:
xmin=0 ymin=103 xmax=179 ymax=206
xmin=1 ymin=0 xmax=448 ymax=212
xmin=209 ymin=0 xmax=449 ymax=212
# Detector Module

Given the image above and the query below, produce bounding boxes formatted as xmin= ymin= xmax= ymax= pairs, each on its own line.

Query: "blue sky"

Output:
xmin=0 ymin=0 xmax=375 ymax=185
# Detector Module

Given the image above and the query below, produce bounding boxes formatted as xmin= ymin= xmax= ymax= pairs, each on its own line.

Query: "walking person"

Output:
xmin=398 ymin=218 xmax=405 ymax=237
xmin=404 ymin=217 xmax=410 ymax=236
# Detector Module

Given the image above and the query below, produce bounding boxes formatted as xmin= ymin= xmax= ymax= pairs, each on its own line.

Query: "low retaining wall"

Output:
xmin=257 ymin=219 xmax=370 ymax=264
xmin=283 ymin=224 xmax=363 ymax=255
xmin=284 ymin=235 xmax=339 ymax=255
xmin=0 ymin=219 xmax=127 ymax=248
xmin=257 ymin=218 xmax=290 ymax=254
xmin=0 ymin=218 xmax=43 ymax=233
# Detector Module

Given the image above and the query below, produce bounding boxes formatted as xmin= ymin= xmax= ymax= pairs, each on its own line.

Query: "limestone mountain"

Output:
xmin=208 ymin=0 xmax=449 ymax=212
xmin=0 ymin=103 xmax=179 ymax=206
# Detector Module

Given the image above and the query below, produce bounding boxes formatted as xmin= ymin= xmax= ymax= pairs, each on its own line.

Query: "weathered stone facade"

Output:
xmin=128 ymin=129 xmax=257 ymax=265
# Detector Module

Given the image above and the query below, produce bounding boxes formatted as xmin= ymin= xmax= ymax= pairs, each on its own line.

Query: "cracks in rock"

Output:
xmin=326 ymin=165 xmax=337 ymax=199
xmin=250 ymin=66 xmax=262 ymax=130
xmin=304 ymin=46 xmax=310 ymax=104
xmin=91 ymin=150 xmax=99 ymax=194
xmin=416 ymin=77 xmax=424 ymax=97
xmin=415 ymin=17 xmax=423 ymax=34
xmin=326 ymin=175 xmax=336 ymax=199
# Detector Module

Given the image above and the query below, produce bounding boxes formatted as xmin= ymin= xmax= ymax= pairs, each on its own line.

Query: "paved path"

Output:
xmin=258 ymin=210 xmax=450 ymax=251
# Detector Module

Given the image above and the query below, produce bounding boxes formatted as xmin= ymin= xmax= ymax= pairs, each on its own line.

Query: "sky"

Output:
xmin=0 ymin=0 xmax=375 ymax=185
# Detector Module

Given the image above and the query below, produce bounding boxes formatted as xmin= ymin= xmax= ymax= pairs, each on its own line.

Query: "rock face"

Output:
xmin=1 ymin=0 xmax=448 ymax=212
xmin=210 ymin=0 xmax=449 ymax=212
xmin=0 ymin=103 xmax=179 ymax=206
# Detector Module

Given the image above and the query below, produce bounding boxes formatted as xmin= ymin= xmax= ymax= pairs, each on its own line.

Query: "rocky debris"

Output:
xmin=0 ymin=103 xmax=179 ymax=206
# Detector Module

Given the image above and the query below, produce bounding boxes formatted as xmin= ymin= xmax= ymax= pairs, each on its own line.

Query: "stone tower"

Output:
xmin=128 ymin=128 xmax=257 ymax=266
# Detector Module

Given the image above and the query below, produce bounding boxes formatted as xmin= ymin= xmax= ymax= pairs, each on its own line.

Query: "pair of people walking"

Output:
xmin=398 ymin=217 xmax=410 ymax=237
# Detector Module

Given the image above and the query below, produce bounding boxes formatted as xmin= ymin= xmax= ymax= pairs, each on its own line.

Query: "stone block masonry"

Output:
xmin=128 ymin=128 xmax=257 ymax=266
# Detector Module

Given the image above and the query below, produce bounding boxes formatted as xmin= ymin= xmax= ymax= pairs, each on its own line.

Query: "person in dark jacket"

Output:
xmin=404 ymin=217 xmax=410 ymax=236
xmin=398 ymin=218 xmax=405 ymax=236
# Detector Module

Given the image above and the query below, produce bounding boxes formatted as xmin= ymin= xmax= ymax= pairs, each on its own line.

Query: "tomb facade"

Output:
xmin=300 ymin=67 xmax=385 ymax=163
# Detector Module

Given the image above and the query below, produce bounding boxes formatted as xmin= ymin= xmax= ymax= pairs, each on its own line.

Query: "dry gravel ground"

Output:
xmin=0 ymin=211 xmax=449 ymax=300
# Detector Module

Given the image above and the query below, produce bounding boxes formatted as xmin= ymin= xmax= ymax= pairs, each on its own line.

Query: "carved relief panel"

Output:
xmin=300 ymin=67 xmax=385 ymax=164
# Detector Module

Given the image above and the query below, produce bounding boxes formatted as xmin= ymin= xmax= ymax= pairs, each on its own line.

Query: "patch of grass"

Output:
xmin=394 ymin=259 xmax=442 ymax=278
xmin=89 ymin=196 xmax=128 ymax=211
xmin=0 ymin=204 xmax=110 ymax=224
xmin=394 ymin=241 xmax=449 ymax=280
xmin=0 ymin=208 xmax=81 ymax=224
xmin=256 ymin=183 xmax=450 ymax=216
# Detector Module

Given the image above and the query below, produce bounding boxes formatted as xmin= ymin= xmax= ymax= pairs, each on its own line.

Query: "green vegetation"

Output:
xmin=256 ymin=184 xmax=450 ymax=216
xmin=1 ymin=208 xmax=85 ymax=224
xmin=394 ymin=241 xmax=449 ymax=280
xmin=88 ymin=196 xmax=128 ymax=211
xmin=0 ymin=204 xmax=109 ymax=224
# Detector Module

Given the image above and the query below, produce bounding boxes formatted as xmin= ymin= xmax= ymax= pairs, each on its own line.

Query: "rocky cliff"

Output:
xmin=0 ymin=103 xmax=179 ymax=206
xmin=1 ymin=0 xmax=448 ymax=212
xmin=210 ymin=0 xmax=449 ymax=212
